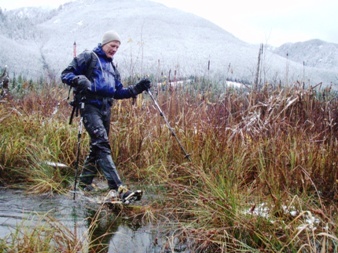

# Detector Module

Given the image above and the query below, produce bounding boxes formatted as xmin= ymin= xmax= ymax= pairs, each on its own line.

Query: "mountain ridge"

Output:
xmin=0 ymin=0 xmax=337 ymax=86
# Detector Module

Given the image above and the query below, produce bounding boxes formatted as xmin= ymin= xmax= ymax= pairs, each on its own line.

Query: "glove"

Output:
xmin=129 ymin=78 xmax=151 ymax=96
xmin=72 ymin=75 xmax=91 ymax=93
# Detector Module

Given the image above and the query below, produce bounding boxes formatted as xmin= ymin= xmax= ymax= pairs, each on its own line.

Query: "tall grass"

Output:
xmin=0 ymin=86 xmax=82 ymax=192
xmin=0 ymin=79 xmax=337 ymax=251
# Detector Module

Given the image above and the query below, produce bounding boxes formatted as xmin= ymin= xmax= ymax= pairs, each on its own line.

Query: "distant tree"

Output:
xmin=12 ymin=74 xmax=16 ymax=89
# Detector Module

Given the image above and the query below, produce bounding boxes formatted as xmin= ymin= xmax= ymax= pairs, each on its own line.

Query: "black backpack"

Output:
xmin=68 ymin=50 xmax=97 ymax=124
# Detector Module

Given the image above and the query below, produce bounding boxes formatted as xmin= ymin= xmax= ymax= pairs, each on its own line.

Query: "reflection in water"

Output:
xmin=0 ymin=189 xmax=170 ymax=253
xmin=84 ymin=207 xmax=164 ymax=253
xmin=85 ymin=208 xmax=120 ymax=252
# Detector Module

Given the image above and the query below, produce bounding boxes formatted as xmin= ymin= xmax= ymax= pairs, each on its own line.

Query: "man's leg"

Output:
xmin=81 ymin=104 xmax=123 ymax=190
xmin=97 ymin=154 xmax=122 ymax=190
xmin=79 ymin=154 xmax=98 ymax=190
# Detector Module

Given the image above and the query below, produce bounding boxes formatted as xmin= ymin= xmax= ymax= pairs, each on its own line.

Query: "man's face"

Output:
xmin=102 ymin=40 xmax=120 ymax=59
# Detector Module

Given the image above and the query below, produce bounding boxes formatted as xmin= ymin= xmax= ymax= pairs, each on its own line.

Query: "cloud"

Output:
xmin=1 ymin=0 xmax=71 ymax=10
xmin=153 ymin=0 xmax=338 ymax=46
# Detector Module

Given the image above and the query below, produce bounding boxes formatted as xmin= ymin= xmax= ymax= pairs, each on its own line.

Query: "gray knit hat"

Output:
xmin=102 ymin=30 xmax=121 ymax=45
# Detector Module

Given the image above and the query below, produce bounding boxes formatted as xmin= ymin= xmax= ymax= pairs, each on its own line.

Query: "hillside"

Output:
xmin=0 ymin=0 xmax=337 ymax=86
xmin=274 ymin=39 xmax=338 ymax=71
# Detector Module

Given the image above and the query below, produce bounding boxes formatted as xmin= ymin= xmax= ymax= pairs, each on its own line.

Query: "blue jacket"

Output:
xmin=61 ymin=44 xmax=133 ymax=106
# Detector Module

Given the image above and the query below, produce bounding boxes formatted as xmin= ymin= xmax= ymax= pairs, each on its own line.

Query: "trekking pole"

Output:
xmin=146 ymin=89 xmax=191 ymax=162
xmin=73 ymin=105 xmax=83 ymax=200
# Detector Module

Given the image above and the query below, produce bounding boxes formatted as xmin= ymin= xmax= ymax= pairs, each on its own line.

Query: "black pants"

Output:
xmin=79 ymin=102 xmax=122 ymax=190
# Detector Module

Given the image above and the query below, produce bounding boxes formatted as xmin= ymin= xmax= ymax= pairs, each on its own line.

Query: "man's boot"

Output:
xmin=118 ymin=185 xmax=143 ymax=203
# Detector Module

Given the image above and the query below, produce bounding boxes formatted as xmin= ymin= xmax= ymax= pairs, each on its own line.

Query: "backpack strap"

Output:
xmin=83 ymin=50 xmax=97 ymax=79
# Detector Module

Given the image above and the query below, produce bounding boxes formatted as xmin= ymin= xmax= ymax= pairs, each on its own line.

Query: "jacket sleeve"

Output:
xmin=60 ymin=51 xmax=91 ymax=86
xmin=112 ymin=65 xmax=134 ymax=99
xmin=113 ymin=81 xmax=134 ymax=99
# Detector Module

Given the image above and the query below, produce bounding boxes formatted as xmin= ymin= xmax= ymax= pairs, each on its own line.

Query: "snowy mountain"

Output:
xmin=274 ymin=39 xmax=338 ymax=71
xmin=0 ymin=0 xmax=337 ymax=86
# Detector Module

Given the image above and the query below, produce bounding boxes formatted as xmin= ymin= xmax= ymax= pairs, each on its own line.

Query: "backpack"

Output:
xmin=68 ymin=50 xmax=97 ymax=124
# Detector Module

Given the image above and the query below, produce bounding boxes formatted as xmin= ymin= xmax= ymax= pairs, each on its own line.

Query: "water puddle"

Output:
xmin=0 ymin=188 xmax=185 ymax=252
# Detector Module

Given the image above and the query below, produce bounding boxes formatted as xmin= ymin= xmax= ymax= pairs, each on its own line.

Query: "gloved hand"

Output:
xmin=129 ymin=78 xmax=151 ymax=96
xmin=72 ymin=75 xmax=91 ymax=93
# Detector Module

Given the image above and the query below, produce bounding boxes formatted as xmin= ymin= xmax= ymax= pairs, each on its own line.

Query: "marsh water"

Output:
xmin=0 ymin=188 xmax=187 ymax=253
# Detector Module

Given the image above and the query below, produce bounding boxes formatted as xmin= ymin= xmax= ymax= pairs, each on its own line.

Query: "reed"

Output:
xmin=0 ymin=78 xmax=337 ymax=251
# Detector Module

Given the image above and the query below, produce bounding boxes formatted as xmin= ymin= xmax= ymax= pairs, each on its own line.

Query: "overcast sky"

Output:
xmin=1 ymin=0 xmax=337 ymax=47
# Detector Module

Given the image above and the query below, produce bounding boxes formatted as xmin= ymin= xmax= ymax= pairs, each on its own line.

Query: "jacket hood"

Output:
xmin=93 ymin=44 xmax=113 ymax=62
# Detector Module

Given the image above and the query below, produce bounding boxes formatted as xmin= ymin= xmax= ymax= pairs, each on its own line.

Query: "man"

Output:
xmin=61 ymin=30 xmax=150 ymax=202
